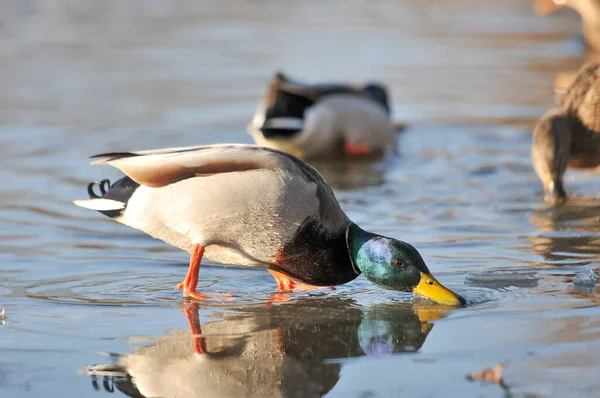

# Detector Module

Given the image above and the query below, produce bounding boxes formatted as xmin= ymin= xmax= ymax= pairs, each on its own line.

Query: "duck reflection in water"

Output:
xmin=527 ymin=200 xmax=600 ymax=301
xmin=527 ymin=198 xmax=600 ymax=263
xmin=85 ymin=297 xmax=446 ymax=398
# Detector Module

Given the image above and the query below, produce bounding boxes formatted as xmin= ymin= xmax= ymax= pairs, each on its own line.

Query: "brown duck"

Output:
xmin=532 ymin=60 xmax=600 ymax=203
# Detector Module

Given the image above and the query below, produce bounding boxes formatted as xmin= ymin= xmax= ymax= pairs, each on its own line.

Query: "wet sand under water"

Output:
xmin=2 ymin=1 xmax=600 ymax=397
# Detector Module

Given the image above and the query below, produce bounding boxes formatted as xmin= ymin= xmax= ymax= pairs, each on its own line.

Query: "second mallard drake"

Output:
xmin=532 ymin=61 xmax=600 ymax=203
xmin=248 ymin=72 xmax=397 ymax=160
xmin=74 ymin=144 xmax=464 ymax=306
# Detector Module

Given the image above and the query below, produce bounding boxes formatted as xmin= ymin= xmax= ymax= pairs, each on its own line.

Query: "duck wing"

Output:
xmin=561 ymin=61 xmax=600 ymax=110
xmin=89 ymin=144 xmax=345 ymax=223
xmin=266 ymin=72 xmax=360 ymax=104
xmin=90 ymin=144 xmax=285 ymax=187
xmin=561 ymin=61 xmax=600 ymax=131
xmin=576 ymin=78 xmax=600 ymax=132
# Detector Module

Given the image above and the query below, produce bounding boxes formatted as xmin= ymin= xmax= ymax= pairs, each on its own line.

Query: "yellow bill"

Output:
xmin=413 ymin=272 xmax=466 ymax=306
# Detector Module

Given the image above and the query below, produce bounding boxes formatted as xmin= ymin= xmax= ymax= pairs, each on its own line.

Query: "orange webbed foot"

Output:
xmin=176 ymin=244 xmax=233 ymax=301
xmin=284 ymin=282 xmax=334 ymax=292
xmin=177 ymin=284 xmax=234 ymax=301
xmin=268 ymin=270 xmax=334 ymax=292
xmin=183 ymin=288 xmax=212 ymax=301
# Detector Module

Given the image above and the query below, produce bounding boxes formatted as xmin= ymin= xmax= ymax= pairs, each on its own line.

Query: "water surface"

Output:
xmin=2 ymin=1 xmax=600 ymax=397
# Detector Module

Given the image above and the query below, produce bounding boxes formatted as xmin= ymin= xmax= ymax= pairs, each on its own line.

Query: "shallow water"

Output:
xmin=2 ymin=1 xmax=600 ymax=397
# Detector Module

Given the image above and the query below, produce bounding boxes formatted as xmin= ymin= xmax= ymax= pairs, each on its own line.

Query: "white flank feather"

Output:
xmin=73 ymin=199 xmax=125 ymax=211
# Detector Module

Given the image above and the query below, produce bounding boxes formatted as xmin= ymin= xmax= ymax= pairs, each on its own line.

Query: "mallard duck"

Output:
xmin=248 ymin=72 xmax=398 ymax=160
xmin=533 ymin=0 xmax=600 ymax=51
xmin=532 ymin=61 xmax=600 ymax=203
xmin=74 ymin=144 xmax=464 ymax=306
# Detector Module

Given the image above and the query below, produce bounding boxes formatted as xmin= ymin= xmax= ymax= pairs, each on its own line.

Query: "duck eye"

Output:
xmin=391 ymin=258 xmax=403 ymax=268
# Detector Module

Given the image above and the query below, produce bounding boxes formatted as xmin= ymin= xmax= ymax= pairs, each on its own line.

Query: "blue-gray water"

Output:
xmin=2 ymin=1 xmax=600 ymax=397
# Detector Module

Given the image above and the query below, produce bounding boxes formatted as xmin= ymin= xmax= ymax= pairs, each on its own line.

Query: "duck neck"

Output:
xmin=347 ymin=223 xmax=379 ymax=275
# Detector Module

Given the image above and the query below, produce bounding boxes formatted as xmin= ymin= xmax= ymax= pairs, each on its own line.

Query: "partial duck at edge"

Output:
xmin=532 ymin=61 xmax=600 ymax=203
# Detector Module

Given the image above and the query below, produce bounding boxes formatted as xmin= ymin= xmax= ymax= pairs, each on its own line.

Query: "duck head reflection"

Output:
xmin=84 ymin=297 xmax=447 ymax=398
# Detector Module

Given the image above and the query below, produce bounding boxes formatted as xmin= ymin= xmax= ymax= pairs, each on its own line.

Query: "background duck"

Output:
xmin=248 ymin=72 xmax=399 ymax=160
xmin=532 ymin=60 xmax=600 ymax=203
xmin=74 ymin=144 xmax=464 ymax=306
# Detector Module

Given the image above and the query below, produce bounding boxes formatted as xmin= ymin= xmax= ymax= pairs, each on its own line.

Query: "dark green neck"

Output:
xmin=347 ymin=223 xmax=379 ymax=274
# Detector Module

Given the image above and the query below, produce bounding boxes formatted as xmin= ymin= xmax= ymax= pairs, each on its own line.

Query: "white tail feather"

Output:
xmin=73 ymin=199 xmax=125 ymax=211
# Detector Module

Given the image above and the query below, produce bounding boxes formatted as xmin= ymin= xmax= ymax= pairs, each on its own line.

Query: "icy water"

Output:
xmin=2 ymin=1 xmax=600 ymax=397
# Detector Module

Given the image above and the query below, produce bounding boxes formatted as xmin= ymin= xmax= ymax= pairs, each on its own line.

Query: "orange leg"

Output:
xmin=344 ymin=142 xmax=371 ymax=157
xmin=181 ymin=303 xmax=206 ymax=355
xmin=176 ymin=244 xmax=209 ymax=300
xmin=268 ymin=269 xmax=334 ymax=292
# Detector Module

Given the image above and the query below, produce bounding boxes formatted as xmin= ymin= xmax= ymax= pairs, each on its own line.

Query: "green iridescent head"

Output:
xmin=348 ymin=224 xmax=465 ymax=306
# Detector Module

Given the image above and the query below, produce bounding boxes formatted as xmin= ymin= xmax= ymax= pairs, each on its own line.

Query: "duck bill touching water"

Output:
xmin=74 ymin=144 xmax=464 ymax=306
xmin=248 ymin=72 xmax=398 ymax=160
xmin=532 ymin=61 xmax=600 ymax=204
